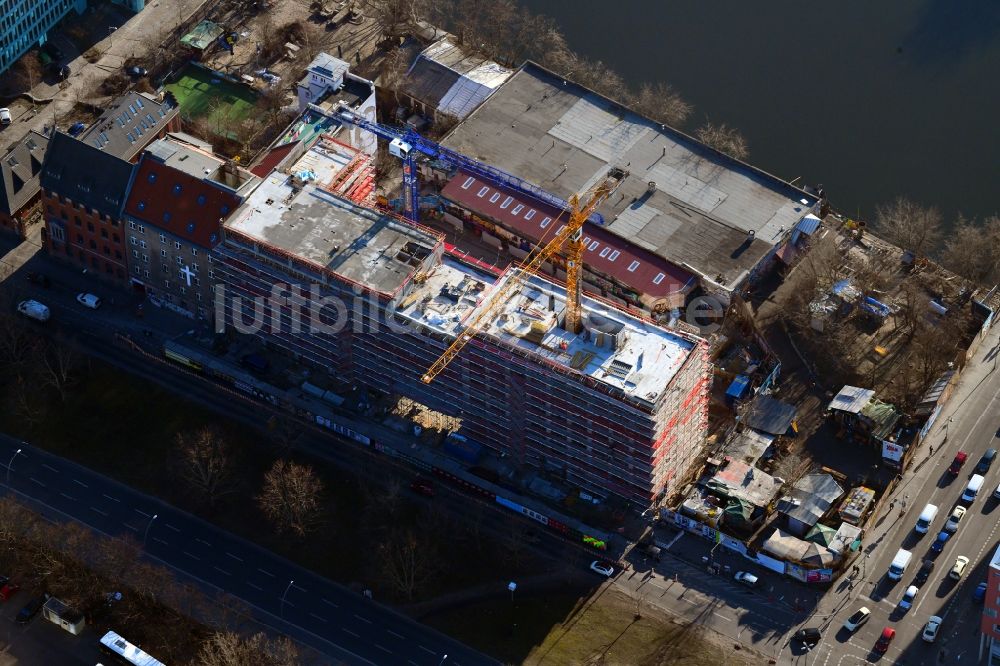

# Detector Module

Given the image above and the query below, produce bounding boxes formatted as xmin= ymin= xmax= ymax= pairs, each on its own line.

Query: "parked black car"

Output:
xmin=976 ymin=448 xmax=997 ymax=474
xmin=15 ymin=593 xmax=49 ymax=623
xmin=914 ymin=559 xmax=935 ymax=586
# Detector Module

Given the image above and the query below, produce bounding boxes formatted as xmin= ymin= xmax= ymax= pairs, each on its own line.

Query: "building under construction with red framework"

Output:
xmin=213 ymin=137 xmax=710 ymax=507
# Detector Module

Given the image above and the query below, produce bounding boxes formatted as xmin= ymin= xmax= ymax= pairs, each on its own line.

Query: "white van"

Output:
xmin=888 ymin=548 xmax=912 ymax=580
xmin=914 ymin=504 xmax=938 ymax=534
xmin=16 ymin=299 xmax=50 ymax=322
xmin=962 ymin=474 xmax=985 ymax=503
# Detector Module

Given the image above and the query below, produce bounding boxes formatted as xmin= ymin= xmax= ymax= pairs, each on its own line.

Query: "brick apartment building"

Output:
xmin=122 ymin=137 xmax=258 ymax=320
xmin=982 ymin=543 xmax=1000 ymax=665
xmin=39 ymin=131 xmax=136 ymax=284
xmin=213 ymin=139 xmax=710 ymax=507
xmin=0 ymin=130 xmax=47 ymax=239
xmin=39 ymin=91 xmax=181 ymax=284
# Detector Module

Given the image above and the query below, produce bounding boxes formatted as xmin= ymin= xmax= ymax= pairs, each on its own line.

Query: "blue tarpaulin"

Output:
xmin=861 ymin=296 xmax=891 ymax=318
xmin=726 ymin=375 xmax=751 ymax=400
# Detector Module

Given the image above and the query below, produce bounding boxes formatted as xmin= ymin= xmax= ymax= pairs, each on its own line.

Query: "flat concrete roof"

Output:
xmin=227 ymin=142 xmax=440 ymax=296
xmin=396 ymin=256 xmax=697 ymax=403
xmin=441 ymin=62 xmax=819 ymax=288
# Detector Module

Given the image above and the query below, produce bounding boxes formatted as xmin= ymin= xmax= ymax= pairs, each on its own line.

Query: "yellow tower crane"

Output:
xmin=421 ymin=167 xmax=628 ymax=384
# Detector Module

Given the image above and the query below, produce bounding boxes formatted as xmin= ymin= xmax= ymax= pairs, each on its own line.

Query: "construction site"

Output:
xmin=212 ymin=127 xmax=711 ymax=507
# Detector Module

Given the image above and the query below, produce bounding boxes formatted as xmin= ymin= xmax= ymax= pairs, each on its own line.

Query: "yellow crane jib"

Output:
xmin=420 ymin=167 xmax=628 ymax=384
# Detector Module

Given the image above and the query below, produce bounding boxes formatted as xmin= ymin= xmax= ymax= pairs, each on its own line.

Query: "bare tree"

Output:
xmin=176 ymin=428 xmax=238 ymax=507
xmin=874 ymin=197 xmax=943 ymax=258
xmin=265 ymin=414 xmax=303 ymax=457
xmin=193 ymin=631 xmax=299 ymax=666
xmin=377 ymin=527 xmax=438 ymax=600
xmin=257 ymin=460 xmax=324 ymax=536
xmin=39 ymin=342 xmax=78 ymax=402
xmin=364 ymin=0 xmax=422 ymax=39
xmin=941 ymin=214 xmax=1000 ymax=287
xmin=695 ymin=121 xmax=749 ymax=160
xmin=630 ymin=81 xmax=692 ymax=128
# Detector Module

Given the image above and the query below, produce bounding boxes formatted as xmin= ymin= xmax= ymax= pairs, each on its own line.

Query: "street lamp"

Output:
xmin=6 ymin=448 xmax=23 ymax=487
xmin=280 ymin=579 xmax=294 ymax=619
xmin=439 ymin=655 xmax=448 ymax=665
xmin=142 ymin=514 xmax=158 ymax=548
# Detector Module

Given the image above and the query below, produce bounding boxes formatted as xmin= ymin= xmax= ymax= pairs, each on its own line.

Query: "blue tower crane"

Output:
xmin=335 ymin=108 xmax=604 ymax=226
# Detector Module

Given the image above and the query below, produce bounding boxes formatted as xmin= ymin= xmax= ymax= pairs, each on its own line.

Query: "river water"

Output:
xmin=520 ymin=0 xmax=1000 ymax=223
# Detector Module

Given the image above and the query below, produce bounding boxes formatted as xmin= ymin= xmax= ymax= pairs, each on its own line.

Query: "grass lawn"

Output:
xmin=164 ymin=63 xmax=258 ymax=137
xmin=426 ymin=587 xmax=761 ymax=666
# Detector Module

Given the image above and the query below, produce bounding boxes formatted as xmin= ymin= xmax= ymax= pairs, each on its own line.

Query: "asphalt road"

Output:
xmin=1 ymin=435 xmax=494 ymax=666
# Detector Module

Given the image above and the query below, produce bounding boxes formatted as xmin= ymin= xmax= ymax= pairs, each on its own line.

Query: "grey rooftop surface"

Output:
xmin=227 ymin=144 xmax=440 ymax=296
xmin=441 ymin=63 xmax=819 ymax=287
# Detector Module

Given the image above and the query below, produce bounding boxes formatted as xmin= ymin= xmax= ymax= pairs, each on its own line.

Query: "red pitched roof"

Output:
xmin=124 ymin=156 xmax=242 ymax=248
xmin=441 ymin=172 xmax=694 ymax=302
xmin=250 ymin=141 xmax=300 ymax=178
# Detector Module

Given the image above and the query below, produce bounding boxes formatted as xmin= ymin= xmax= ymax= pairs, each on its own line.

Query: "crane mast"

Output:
xmin=421 ymin=168 xmax=627 ymax=384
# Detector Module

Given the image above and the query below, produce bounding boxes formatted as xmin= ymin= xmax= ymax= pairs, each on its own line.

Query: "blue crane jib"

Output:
xmin=336 ymin=108 xmax=605 ymax=226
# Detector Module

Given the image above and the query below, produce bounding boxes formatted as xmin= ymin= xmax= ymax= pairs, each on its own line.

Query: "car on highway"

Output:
xmin=15 ymin=593 xmax=48 ymax=623
xmin=589 ymin=561 xmax=615 ymax=577
xmin=944 ymin=505 xmax=967 ymax=532
xmin=950 ymin=555 xmax=970 ymax=580
xmin=976 ymin=448 xmax=997 ymax=474
xmin=842 ymin=606 xmax=870 ymax=632
xmin=17 ymin=299 xmax=50 ymax=322
xmin=793 ymin=627 xmax=821 ymax=648
xmin=922 ymin=616 xmax=942 ymax=643
xmin=874 ymin=626 xmax=895 ymax=653
xmin=409 ymin=478 xmax=434 ymax=497
xmin=914 ymin=559 xmax=935 ymax=585
xmin=947 ymin=451 xmax=968 ymax=476
xmin=0 ymin=107 xmax=11 ymax=126
xmin=930 ymin=530 xmax=951 ymax=554
xmin=898 ymin=585 xmax=919 ymax=610
xmin=76 ymin=292 xmax=102 ymax=309
xmin=733 ymin=571 xmax=758 ymax=588
xmin=974 ymin=581 xmax=988 ymax=603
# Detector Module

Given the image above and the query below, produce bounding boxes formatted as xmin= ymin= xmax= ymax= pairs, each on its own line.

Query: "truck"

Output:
xmin=17 ymin=300 xmax=50 ymax=322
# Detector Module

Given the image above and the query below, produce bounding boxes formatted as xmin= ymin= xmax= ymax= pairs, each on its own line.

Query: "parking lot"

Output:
xmin=0 ymin=586 xmax=106 ymax=665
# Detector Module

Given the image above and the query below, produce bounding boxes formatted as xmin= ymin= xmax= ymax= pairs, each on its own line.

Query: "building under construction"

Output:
xmin=214 ymin=138 xmax=710 ymax=506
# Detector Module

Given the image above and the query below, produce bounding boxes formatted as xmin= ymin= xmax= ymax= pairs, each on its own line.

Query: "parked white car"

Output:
xmin=944 ymin=505 xmax=966 ymax=533
xmin=898 ymin=585 xmax=918 ymax=610
xmin=589 ymin=561 xmax=615 ymax=577
xmin=922 ymin=616 xmax=942 ymax=642
xmin=76 ymin=292 xmax=102 ymax=309
xmin=842 ymin=606 xmax=870 ymax=632
xmin=950 ymin=556 xmax=970 ymax=580
xmin=0 ymin=107 xmax=11 ymax=126
xmin=16 ymin=299 xmax=50 ymax=322
xmin=734 ymin=571 xmax=758 ymax=587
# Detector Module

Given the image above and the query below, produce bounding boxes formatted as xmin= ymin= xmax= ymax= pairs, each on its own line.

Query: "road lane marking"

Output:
xmin=30 ymin=477 xmax=45 ymax=487
xmin=73 ymin=479 xmax=88 ymax=488
xmin=353 ymin=614 xmax=372 ymax=624
xmin=419 ymin=645 xmax=436 ymax=655
xmin=257 ymin=568 xmax=275 ymax=578
xmin=102 ymin=494 xmax=120 ymax=502
xmin=309 ymin=612 xmax=327 ymax=623
xmin=343 ymin=628 xmax=360 ymax=638
xmin=152 ymin=538 xmax=168 ymax=545
xmin=226 ymin=552 xmax=243 ymax=562
xmin=375 ymin=644 xmax=392 ymax=654
xmin=292 ymin=583 xmax=307 ymax=592
xmin=712 ymin=612 xmax=731 ymax=622
xmin=247 ymin=582 xmax=263 ymax=591
xmin=41 ymin=463 xmax=59 ymax=473
xmin=212 ymin=566 xmax=231 ymax=576
xmin=322 ymin=598 xmax=338 ymax=609
xmin=387 ymin=629 xmax=404 ymax=639
xmin=282 ymin=600 xmax=295 ymax=609
xmin=183 ymin=551 xmax=201 ymax=561
xmin=135 ymin=509 xmax=151 ymax=517
xmin=124 ymin=524 xmax=138 ymax=532
xmin=164 ymin=523 xmax=181 ymax=532
xmin=59 ymin=492 xmax=75 ymax=501
xmin=195 ymin=538 xmax=211 ymax=546
xmin=90 ymin=506 xmax=108 ymax=516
